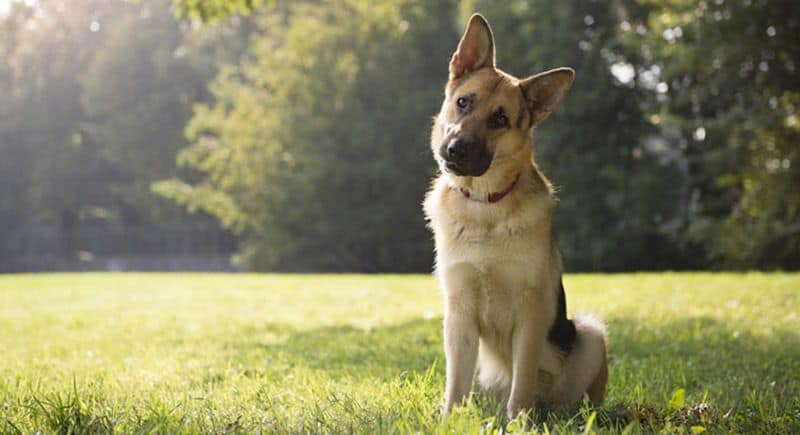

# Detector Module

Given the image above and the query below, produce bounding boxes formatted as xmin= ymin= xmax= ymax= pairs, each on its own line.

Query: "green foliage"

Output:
xmin=627 ymin=0 xmax=800 ymax=269
xmin=0 ymin=0 xmax=241 ymax=268
xmin=164 ymin=0 xmax=797 ymax=271
xmin=166 ymin=0 xmax=684 ymax=271
xmin=0 ymin=0 xmax=120 ymax=257
xmin=163 ymin=0 xmax=458 ymax=271
xmin=0 ymin=0 xmax=797 ymax=271
xmin=0 ymin=273 xmax=798 ymax=433
xmin=174 ymin=0 xmax=264 ymax=22
xmin=80 ymin=0 xmax=211 ymax=223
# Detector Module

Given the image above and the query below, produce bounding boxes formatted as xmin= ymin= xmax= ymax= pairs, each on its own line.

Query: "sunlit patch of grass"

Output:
xmin=0 ymin=272 xmax=798 ymax=433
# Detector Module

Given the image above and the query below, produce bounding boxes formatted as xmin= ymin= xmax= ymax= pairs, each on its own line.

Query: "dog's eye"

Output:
xmin=456 ymin=97 xmax=469 ymax=109
xmin=488 ymin=109 xmax=509 ymax=129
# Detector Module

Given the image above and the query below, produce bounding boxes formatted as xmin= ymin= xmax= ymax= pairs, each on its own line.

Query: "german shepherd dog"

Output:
xmin=423 ymin=14 xmax=608 ymax=418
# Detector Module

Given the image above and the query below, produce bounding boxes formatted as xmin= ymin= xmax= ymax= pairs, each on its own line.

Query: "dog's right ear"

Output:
xmin=450 ymin=14 xmax=495 ymax=80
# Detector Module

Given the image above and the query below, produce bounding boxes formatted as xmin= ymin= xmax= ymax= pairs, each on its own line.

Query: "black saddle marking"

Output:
xmin=547 ymin=278 xmax=576 ymax=354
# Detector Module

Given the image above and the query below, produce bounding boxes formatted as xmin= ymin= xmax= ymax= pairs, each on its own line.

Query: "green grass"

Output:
xmin=0 ymin=273 xmax=798 ymax=434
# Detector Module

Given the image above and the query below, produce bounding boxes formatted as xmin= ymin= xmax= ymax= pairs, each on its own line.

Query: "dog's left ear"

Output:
xmin=519 ymin=68 xmax=575 ymax=124
xmin=450 ymin=14 xmax=495 ymax=80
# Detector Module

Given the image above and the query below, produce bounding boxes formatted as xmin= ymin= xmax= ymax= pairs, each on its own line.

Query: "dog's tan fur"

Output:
xmin=423 ymin=14 xmax=608 ymax=418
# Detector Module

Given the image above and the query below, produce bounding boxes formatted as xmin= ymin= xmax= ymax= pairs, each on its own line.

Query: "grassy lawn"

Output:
xmin=0 ymin=273 xmax=798 ymax=433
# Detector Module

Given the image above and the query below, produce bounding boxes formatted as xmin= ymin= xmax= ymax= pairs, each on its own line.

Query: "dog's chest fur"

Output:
xmin=424 ymin=175 xmax=560 ymax=335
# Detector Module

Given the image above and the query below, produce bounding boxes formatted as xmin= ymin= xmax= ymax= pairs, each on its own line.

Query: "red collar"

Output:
xmin=459 ymin=173 xmax=521 ymax=203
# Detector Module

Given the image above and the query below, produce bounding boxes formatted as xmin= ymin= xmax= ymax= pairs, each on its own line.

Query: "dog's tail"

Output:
xmin=554 ymin=313 xmax=608 ymax=404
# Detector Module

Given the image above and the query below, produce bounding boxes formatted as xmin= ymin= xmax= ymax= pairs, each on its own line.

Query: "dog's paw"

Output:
xmin=506 ymin=401 xmax=532 ymax=420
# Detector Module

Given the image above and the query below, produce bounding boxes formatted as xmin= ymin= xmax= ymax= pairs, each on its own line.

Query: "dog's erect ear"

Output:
xmin=519 ymin=68 xmax=575 ymax=123
xmin=449 ymin=14 xmax=495 ymax=80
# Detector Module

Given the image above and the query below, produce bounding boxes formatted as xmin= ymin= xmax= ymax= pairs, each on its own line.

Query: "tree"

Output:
xmin=629 ymin=0 xmax=800 ymax=268
xmin=0 ymin=0 xmax=119 ymax=261
xmin=81 ymin=0 xmax=212 ymax=225
xmin=174 ymin=0 xmax=262 ymax=22
xmin=0 ymin=0 xmax=243 ymax=270
xmin=0 ymin=3 xmax=36 ymax=262
xmin=4 ymin=0 xmax=791 ymax=271
xmin=156 ymin=0 xmax=460 ymax=271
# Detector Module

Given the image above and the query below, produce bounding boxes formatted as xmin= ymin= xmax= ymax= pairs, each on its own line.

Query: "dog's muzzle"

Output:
xmin=440 ymin=138 xmax=492 ymax=177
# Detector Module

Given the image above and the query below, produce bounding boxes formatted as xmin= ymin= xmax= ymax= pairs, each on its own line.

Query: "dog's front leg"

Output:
xmin=443 ymin=308 xmax=478 ymax=413
xmin=507 ymin=302 xmax=547 ymax=418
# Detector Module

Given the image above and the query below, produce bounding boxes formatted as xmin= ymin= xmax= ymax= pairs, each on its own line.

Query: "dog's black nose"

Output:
xmin=446 ymin=139 xmax=468 ymax=160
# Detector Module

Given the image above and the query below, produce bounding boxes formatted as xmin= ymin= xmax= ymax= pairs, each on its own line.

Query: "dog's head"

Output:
xmin=433 ymin=14 xmax=574 ymax=178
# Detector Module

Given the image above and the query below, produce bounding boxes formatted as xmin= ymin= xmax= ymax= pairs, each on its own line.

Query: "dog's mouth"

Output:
xmin=444 ymin=162 xmax=466 ymax=176
xmin=443 ymin=158 xmax=491 ymax=177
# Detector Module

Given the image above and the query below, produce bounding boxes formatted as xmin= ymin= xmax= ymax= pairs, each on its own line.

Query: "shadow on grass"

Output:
xmin=588 ymin=316 xmax=798 ymax=431
xmin=228 ymin=318 xmax=444 ymax=380
xmin=607 ymin=315 xmax=800 ymax=392
xmin=234 ymin=314 xmax=800 ymax=384
xmin=233 ymin=315 xmax=799 ymax=431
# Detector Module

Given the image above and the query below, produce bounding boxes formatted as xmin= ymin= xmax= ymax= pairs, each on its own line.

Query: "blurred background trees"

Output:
xmin=0 ymin=0 xmax=242 ymax=270
xmin=0 ymin=0 xmax=797 ymax=272
xmin=633 ymin=0 xmax=800 ymax=269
